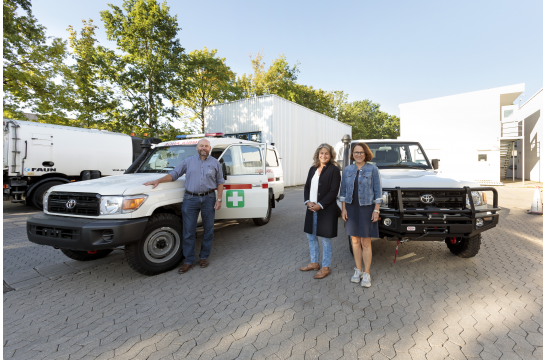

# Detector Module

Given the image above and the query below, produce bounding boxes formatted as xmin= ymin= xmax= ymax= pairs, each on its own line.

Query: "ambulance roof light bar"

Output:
xmin=175 ymin=132 xmax=224 ymax=139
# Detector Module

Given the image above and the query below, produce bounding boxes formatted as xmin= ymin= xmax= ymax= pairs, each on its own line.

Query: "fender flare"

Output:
xmin=26 ymin=177 xmax=71 ymax=197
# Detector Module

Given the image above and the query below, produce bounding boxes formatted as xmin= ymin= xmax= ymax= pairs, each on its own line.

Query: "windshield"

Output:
xmin=353 ymin=142 xmax=432 ymax=170
xmin=137 ymin=145 xmax=198 ymax=173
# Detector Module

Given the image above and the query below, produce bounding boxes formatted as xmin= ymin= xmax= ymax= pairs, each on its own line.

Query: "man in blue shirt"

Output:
xmin=143 ymin=139 xmax=225 ymax=273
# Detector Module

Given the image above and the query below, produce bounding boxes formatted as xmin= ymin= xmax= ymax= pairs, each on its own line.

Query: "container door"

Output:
xmin=215 ymin=143 xmax=268 ymax=220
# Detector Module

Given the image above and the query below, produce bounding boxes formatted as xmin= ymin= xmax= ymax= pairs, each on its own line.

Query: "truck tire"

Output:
xmin=253 ymin=197 xmax=272 ymax=226
xmin=60 ymin=249 xmax=113 ymax=261
xmin=124 ymin=213 xmax=183 ymax=276
xmin=32 ymin=180 xmax=64 ymax=210
xmin=445 ymin=234 xmax=481 ymax=258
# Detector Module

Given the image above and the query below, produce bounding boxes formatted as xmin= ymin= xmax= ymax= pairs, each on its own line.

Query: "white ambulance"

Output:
xmin=27 ymin=133 xmax=284 ymax=275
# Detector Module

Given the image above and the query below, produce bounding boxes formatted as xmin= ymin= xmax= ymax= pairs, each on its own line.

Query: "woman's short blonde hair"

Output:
xmin=312 ymin=143 xmax=338 ymax=167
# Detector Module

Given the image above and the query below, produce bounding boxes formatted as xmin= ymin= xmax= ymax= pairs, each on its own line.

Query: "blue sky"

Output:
xmin=31 ymin=0 xmax=542 ymax=117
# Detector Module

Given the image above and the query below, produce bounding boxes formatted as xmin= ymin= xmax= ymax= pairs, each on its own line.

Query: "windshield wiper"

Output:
xmin=385 ymin=164 xmax=428 ymax=170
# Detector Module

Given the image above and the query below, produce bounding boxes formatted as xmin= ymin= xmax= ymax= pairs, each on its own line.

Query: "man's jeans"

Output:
xmin=182 ymin=192 xmax=216 ymax=265
xmin=306 ymin=212 xmax=332 ymax=267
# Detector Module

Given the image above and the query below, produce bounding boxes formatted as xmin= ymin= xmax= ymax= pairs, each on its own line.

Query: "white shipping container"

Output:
xmin=206 ymin=95 xmax=351 ymax=186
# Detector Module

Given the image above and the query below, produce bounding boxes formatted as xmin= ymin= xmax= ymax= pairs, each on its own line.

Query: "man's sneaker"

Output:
xmin=351 ymin=268 xmax=363 ymax=283
xmin=360 ymin=272 xmax=371 ymax=288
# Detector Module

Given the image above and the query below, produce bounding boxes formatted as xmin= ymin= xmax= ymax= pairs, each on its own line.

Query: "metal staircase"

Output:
xmin=500 ymin=140 xmax=515 ymax=180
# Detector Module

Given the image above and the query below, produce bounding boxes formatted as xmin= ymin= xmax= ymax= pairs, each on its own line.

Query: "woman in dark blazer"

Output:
xmin=300 ymin=143 xmax=342 ymax=279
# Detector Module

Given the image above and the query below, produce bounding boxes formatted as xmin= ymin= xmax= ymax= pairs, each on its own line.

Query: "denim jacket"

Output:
xmin=339 ymin=163 xmax=382 ymax=206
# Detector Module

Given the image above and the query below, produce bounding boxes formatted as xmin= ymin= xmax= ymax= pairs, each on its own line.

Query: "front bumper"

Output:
xmin=27 ymin=213 xmax=149 ymax=250
xmin=378 ymin=186 xmax=500 ymax=240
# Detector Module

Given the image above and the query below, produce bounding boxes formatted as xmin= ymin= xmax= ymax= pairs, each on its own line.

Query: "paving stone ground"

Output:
xmin=3 ymin=186 xmax=543 ymax=360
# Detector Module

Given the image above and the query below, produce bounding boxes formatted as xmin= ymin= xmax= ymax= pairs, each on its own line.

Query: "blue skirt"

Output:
xmin=345 ymin=174 xmax=379 ymax=238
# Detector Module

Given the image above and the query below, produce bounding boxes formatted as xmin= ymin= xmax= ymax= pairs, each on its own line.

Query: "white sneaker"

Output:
xmin=351 ymin=268 xmax=363 ymax=283
xmin=360 ymin=272 xmax=371 ymax=288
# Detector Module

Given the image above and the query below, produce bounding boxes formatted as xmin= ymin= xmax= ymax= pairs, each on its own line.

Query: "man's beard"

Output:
xmin=199 ymin=149 xmax=209 ymax=157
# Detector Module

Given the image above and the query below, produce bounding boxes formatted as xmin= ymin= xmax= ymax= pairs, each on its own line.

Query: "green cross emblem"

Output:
xmin=226 ymin=190 xmax=245 ymax=208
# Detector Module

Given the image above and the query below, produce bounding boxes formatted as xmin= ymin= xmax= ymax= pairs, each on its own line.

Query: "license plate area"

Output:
xmin=29 ymin=225 xmax=80 ymax=240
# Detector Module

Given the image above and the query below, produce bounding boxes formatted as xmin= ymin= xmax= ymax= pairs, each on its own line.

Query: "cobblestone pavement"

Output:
xmin=3 ymin=187 xmax=543 ymax=360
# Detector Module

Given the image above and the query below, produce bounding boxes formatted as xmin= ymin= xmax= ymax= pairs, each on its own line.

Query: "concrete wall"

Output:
xmin=399 ymin=84 xmax=525 ymax=183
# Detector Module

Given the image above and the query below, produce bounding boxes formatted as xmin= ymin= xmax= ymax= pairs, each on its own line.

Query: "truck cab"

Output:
xmin=336 ymin=136 xmax=500 ymax=258
xmin=27 ymin=134 xmax=284 ymax=275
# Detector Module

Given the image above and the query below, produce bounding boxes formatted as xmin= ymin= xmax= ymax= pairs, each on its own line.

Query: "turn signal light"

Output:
xmin=123 ymin=198 xmax=145 ymax=210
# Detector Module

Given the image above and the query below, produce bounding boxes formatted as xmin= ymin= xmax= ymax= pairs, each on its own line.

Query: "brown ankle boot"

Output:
xmin=314 ymin=267 xmax=330 ymax=279
xmin=300 ymin=263 xmax=320 ymax=271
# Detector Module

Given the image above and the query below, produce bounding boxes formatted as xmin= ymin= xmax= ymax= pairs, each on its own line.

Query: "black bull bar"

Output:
xmin=378 ymin=186 xmax=500 ymax=239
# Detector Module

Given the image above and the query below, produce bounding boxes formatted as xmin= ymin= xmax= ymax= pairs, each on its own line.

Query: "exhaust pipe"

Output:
xmin=125 ymin=139 xmax=153 ymax=174
xmin=341 ymin=134 xmax=352 ymax=171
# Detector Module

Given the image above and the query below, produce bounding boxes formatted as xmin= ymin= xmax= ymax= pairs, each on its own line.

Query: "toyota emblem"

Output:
xmin=66 ymin=199 xmax=77 ymax=209
xmin=420 ymin=194 xmax=434 ymax=203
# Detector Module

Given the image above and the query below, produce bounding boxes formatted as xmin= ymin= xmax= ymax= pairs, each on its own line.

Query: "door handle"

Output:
xmin=252 ymin=184 xmax=261 ymax=187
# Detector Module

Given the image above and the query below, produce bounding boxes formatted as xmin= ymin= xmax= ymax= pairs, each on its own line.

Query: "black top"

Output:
xmin=303 ymin=163 xmax=342 ymax=238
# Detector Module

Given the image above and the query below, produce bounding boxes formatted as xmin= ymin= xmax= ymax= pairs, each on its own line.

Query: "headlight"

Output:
xmin=466 ymin=191 xmax=487 ymax=208
xmin=99 ymin=195 xmax=148 ymax=215
xmin=43 ymin=189 xmax=54 ymax=211
xmin=380 ymin=191 xmax=391 ymax=208
xmin=100 ymin=196 xmax=124 ymax=214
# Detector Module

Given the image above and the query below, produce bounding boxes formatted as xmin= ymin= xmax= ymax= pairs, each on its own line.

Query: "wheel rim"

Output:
xmin=143 ymin=227 xmax=181 ymax=263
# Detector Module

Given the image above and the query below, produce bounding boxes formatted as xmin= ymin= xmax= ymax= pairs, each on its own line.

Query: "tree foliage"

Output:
xmin=2 ymin=0 xmax=400 ymax=140
xmin=176 ymin=47 xmax=240 ymax=133
xmin=339 ymin=100 xmax=400 ymax=139
xmin=98 ymin=0 xmax=184 ymax=137
xmin=237 ymin=51 xmax=348 ymax=121
xmin=3 ymin=0 xmax=68 ymax=120
xmin=65 ymin=19 xmax=119 ymax=128
xmin=237 ymin=51 xmax=300 ymax=100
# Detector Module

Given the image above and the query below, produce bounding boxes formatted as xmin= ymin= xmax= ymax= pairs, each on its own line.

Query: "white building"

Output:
xmin=399 ymin=84 xmax=542 ymax=184
xmin=502 ymin=88 xmax=542 ymax=182
xmin=205 ymin=94 xmax=352 ymax=186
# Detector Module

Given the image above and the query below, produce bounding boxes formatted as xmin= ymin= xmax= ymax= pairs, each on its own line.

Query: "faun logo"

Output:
xmin=30 ymin=168 xmax=57 ymax=172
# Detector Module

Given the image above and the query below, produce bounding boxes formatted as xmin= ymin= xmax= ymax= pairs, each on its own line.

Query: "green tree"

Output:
xmin=339 ymin=100 xmax=400 ymax=139
xmin=176 ymin=47 xmax=240 ymax=134
xmin=238 ymin=51 xmax=348 ymax=120
xmin=98 ymin=0 xmax=185 ymax=137
xmin=237 ymin=50 xmax=300 ymax=100
xmin=3 ymin=0 xmax=69 ymax=120
xmin=65 ymin=19 xmax=119 ymax=129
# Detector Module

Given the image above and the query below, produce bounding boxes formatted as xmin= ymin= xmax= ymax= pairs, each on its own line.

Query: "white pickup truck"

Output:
xmin=27 ymin=134 xmax=284 ymax=275
xmin=335 ymin=135 xmax=500 ymax=258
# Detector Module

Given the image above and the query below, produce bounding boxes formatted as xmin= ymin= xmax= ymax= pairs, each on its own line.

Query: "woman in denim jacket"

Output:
xmin=340 ymin=143 xmax=382 ymax=288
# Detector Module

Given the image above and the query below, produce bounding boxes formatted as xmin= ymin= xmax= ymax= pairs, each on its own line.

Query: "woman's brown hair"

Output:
xmin=312 ymin=143 xmax=338 ymax=167
xmin=350 ymin=142 xmax=373 ymax=162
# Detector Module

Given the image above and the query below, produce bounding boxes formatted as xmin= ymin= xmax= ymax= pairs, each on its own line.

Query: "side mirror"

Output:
xmin=431 ymin=159 xmax=440 ymax=170
xmin=222 ymin=162 xmax=228 ymax=180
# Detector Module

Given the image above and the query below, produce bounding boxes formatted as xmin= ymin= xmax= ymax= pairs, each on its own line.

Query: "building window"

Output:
xmin=225 ymin=132 xmax=261 ymax=143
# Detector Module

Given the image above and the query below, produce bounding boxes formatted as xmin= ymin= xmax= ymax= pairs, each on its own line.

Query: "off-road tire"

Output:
xmin=253 ymin=197 xmax=272 ymax=226
xmin=32 ymin=181 xmax=64 ymax=210
xmin=125 ymin=213 xmax=183 ymax=276
xmin=60 ymin=248 xmax=113 ymax=261
xmin=446 ymin=234 xmax=481 ymax=258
